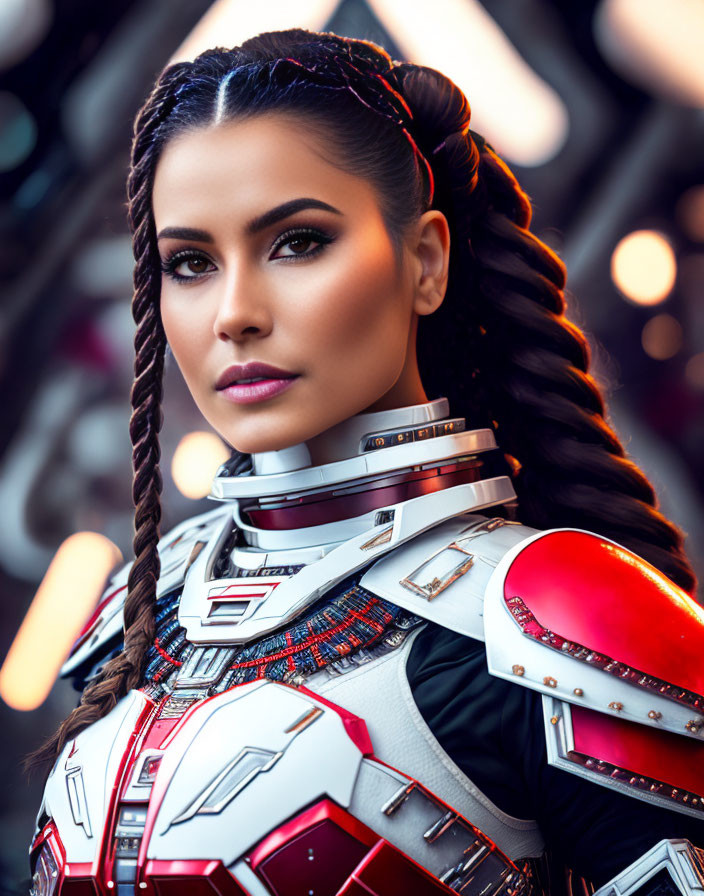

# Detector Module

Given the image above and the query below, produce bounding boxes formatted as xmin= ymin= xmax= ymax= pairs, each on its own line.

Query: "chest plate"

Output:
xmin=32 ymin=673 xmax=532 ymax=896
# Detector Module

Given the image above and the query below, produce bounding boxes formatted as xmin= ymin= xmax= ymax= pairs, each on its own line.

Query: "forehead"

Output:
xmin=152 ymin=113 xmax=381 ymax=227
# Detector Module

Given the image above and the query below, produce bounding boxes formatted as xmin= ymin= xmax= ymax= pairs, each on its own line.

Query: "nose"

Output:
xmin=212 ymin=264 xmax=273 ymax=343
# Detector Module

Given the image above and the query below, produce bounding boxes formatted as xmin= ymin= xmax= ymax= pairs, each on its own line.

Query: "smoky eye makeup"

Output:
xmin=160 ymin=248 xmax=216 ymax=283
xmin=268 ymin=225 xmax=336 ymax=261
xmin=159 ymin=221 xmax=338 ymax=283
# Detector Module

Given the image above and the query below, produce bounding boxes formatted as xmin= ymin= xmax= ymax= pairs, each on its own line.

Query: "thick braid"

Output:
xmin=27 ymin=64 xmax=192 ymax=771
xmin=397 ymin=64 xmax=696 ymax=594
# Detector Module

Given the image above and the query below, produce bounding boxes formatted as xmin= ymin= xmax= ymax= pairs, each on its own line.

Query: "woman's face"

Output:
xmin=153 ymin=113 xmax=448 ymax=456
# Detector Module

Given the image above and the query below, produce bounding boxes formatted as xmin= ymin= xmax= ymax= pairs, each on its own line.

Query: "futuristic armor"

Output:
xmin=29 ymin=399 xmax=704 ymax=896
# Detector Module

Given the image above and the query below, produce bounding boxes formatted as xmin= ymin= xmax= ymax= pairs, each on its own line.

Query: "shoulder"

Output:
xmin=61 ymin=504 xmax=232 ymax=682
xmin=483 ymin=527 xmax=704 ymax=819
xmin=359 ymin=513 xmax=539 ymax=640
xmin=483 ymin=527 xmax=704 ymax=719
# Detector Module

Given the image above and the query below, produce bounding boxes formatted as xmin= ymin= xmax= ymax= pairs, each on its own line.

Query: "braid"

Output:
xmin=27 ymin=64 xmax=192 ymax=771
xmin=398 ymin=64 xmax=696 ymax=593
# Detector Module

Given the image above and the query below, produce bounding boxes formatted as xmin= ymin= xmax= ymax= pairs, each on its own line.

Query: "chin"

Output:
xmin=223 ymin=421 xmax=313 ymax=456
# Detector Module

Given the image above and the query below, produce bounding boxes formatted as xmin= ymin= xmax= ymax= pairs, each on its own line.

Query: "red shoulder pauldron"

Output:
xmin=485 ymin=529 xmax=704 ymax=818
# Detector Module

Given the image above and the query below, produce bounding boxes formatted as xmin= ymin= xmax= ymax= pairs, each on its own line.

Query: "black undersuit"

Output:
xmin=407 ymin=622 xmax=704 ymax=888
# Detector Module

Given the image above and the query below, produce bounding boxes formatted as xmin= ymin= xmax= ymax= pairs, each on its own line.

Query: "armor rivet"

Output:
xmin=543 ymin=676 xmax=557 ymax=688
xmin=550 ymin=716 xmax=560 ymax=725
xmin=609 ymin=701 xmax=624 ymax=712
xmin=685 ymin=720 xmax=701 ymax=732
xmin=573 ymin=688 xmax=584 ymax=697
xmin=512 ymin=664 xmax=525 ymax=677
xmin=648 ymin=710 xmax=662 ymax=720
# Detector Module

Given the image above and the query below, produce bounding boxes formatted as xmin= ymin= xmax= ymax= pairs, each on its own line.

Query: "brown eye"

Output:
xmin=270 ymin=227 xmax=331 ymax=261
xmin=287 ymin=237 xmax=312 ymax=254
xmin=161 ymin=251 xmax=216 ymax=282
xmin=185 ymin=257 xmax=210 ymax=274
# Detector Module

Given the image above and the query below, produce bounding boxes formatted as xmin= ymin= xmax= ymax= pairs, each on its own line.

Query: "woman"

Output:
xmin=28 ymin=28 xmax=704 ymax=896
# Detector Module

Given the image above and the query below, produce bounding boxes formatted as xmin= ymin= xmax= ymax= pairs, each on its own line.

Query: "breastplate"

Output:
xmin=31 ymin=629 xmax=542 ymax=896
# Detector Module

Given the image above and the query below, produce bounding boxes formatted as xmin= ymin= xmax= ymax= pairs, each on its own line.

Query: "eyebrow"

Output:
xmin=156 ymin=197 xmax=343 ymax=242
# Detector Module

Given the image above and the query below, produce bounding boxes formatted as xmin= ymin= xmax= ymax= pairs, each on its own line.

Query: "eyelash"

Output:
xmin=160 ymin=226 xmax=334 ymax=283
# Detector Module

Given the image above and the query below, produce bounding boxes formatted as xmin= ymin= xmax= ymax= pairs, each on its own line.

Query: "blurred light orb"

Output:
xmin=172 ymin=431 xmax=230 ymax=500
xmin=641 ymin=314 xmax=683 ymax=360
xmin=595 ymin=0 xmax=704 ymax=107
xmin=611 ymin=230 xmax=676 ymax=305
xmin=0 ymin=0 xmax=52 ymax=71
xmin=685 ymin=353 xmax=704 ymax=391
xmin=676 ymin=186 xmax=704 ymax=243
xmin=0 ymin=91 xmax=36 ymax=171
xmin=0 ymin=533 xmax=122 ymax=711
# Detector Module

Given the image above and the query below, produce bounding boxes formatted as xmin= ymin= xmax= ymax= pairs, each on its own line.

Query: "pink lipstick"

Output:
xmin=215 ymin=361 xmax=299 ymax=405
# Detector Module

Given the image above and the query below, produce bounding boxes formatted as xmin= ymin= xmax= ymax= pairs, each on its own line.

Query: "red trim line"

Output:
xmin=154 ymin=637 xmax=183 ymax=667
xmin=229 ymin=596 xmax=380 ymax=670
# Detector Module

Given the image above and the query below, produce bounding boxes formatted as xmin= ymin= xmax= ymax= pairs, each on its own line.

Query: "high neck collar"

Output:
xmin=250 ymin=398 xmax=451 ymax=475
xmin=209 ymin=398 xmax=514 ymax=552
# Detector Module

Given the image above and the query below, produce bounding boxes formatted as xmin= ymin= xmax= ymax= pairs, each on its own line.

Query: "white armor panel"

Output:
xmin=146 ymin=681 xmax=363 ymax=864
xmin=39 ymin=690 xmax=153 ymax=863
xmin=359 ymin=515 xmax=537 ymax=641
xmin=310 ymin=628 xmax=545 ymax=860
xmin=179 ymin=477 xmax=516 ymax=644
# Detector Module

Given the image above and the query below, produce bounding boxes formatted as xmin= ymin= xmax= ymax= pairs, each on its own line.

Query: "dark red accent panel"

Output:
xmin=571 ymin=704 xmax=704 ymax=798
xmin=145 ymin=860 xmax=249 ymax=896
xmin=249 ymin=800 xmax=455 ymax=896
xmin=504 ymin=531 xmax=704 ymax=696
xmin=61 ymin=884 xmax=99 ymax=896
xmin=341 ymin=839 xmax=455 ymax=896
xmin=257 ymin=818 xmax=371 ymax=894
xmin=246 ymin=464 xmax=482 ymax=530
xmin=249 ymin=799 xmax=378 ymax=871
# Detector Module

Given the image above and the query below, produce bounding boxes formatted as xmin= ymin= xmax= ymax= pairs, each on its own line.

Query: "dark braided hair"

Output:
xmin=30 ymin=28 xmax=696 ymax=769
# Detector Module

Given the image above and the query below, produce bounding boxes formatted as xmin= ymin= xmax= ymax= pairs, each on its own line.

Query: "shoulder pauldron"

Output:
xmin=482 ymin=528 xmax=704 ymax=818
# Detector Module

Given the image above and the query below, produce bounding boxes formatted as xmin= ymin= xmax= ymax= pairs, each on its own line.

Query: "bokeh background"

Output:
xmin=0 ymin=0 xmax=703 ymax=886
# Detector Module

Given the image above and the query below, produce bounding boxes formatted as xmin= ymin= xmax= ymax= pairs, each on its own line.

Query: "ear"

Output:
xmin=409 ymin=210 xmax=450 ymax=316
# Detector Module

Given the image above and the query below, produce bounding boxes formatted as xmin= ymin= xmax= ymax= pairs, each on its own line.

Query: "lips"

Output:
xmin=215 ymin=361 xmax=298 ymax=390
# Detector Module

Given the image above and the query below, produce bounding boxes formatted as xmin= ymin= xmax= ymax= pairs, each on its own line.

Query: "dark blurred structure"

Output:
xmin=0 ymin=0 xmax=702 ymax=885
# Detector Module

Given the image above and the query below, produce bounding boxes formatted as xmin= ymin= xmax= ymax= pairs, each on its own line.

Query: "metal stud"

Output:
xmin=550 ymin=716 xmax=560 ymax=726
xmin=512 ymin=664 xmax=525 ymax=677
xmin=609 ymin=701 xmax=624 ymax=712
xmin=543 ymin=676 xmax=557 ymax=688
xmin=648 ymin=710 xmax=662 ymax=720
xmin=573 ymin=688 xmax=584 ymax=697
xmin=685 ymin=720 xmax=702 ymax=733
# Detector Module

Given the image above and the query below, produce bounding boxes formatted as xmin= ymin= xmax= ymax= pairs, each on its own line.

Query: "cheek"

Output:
xmin=160 ymin=293 xmax=210 ymax=392
xmin=298 ymin=232 xmax=410 ymax=365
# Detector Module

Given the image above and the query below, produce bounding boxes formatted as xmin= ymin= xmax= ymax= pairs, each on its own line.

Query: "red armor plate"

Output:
xmin=570 ymin=704 xmax=704 ymax=800
xmin=504 ymin=531 xmax=704 ymax=697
